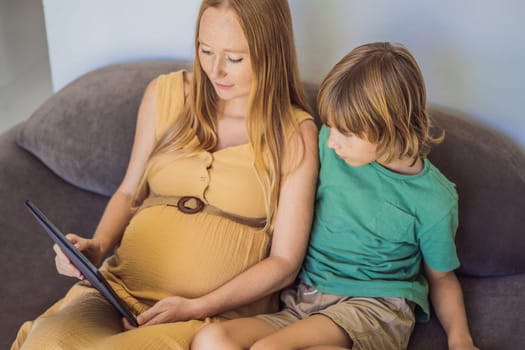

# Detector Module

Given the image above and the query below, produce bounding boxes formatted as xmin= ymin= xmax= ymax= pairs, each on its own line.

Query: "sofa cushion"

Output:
xmin=429 ymin=107 xmax=525 ymax=277
xmin=16 ymin=60 xmax=191 ymax=197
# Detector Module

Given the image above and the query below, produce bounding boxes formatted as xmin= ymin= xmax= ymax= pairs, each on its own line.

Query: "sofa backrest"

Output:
xmin=17 ymin=60 xmax=191 ymax=197
xmin=428 ymin=108 xmax=525 ymax=277
xmin=16 ymin=60 xmax=525 ymax=278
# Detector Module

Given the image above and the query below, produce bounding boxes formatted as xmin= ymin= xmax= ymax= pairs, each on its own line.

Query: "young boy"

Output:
xmin=191 ymin=42 xmax=478 ymax=350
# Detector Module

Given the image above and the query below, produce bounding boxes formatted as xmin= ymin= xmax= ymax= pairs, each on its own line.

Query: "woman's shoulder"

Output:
xmin=291 ymin=106 xmax=315 ymax=124
xmin=155 ymin=70 xmax=192 ymax=98
xmin=152 ymin=69 xmax=193 ymax=139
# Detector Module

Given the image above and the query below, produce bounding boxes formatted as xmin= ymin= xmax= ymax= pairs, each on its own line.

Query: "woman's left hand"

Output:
xmin=122 ymin=296 xmax=201 ymax=330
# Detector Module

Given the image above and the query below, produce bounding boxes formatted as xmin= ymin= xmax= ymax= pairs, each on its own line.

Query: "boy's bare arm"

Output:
xmin=424 ymin=264 xmax=479 ymax=350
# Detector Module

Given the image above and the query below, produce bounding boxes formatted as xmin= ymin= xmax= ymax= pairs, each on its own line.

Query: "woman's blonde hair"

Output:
xmin=318 ymin=42 xmax=443 ymax=162
xmin=135 ymin=0 xmax=310 ymax=232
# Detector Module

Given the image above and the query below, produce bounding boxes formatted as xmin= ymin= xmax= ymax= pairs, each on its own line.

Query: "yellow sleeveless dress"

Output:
xmin=11 ymin=71 xmax=313 ymax=350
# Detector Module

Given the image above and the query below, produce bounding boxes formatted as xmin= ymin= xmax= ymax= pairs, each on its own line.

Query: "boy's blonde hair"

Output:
xmin=318 ymin=42 xmax=442 ymax=162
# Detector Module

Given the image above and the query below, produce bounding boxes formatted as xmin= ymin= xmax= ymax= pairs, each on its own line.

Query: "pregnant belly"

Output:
xmin=103 ymin=205 xmax=270 ymax=300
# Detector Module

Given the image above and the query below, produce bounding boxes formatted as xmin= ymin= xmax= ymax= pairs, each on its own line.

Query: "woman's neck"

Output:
xmin=217 ymin=98 xmax=249 ymax=120
xmin=214 ymin=99 xmax=250 ymax=151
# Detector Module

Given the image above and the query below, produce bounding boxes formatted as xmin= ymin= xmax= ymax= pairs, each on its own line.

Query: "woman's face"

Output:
xmin=198 ymin=7 xmax=253 ymax=104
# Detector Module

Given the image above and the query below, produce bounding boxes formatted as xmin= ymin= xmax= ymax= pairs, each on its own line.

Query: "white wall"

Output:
xmin=0 ymin=0 xmax=49 ymax=87
xmin=0 ymin=0 xmax=52 ymax=132
xmin=43 ymin=0 xmax=525 ymax=148
xmin=43 ymin=0 xmax=200 ymax=91
xmin=0 ymin=1 xmax=9 ymax=87
xmin=290 ymin=0 xmax=525 ymax=148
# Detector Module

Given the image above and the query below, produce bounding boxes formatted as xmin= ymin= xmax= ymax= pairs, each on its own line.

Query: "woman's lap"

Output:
xmin=12 ymin=283 xmax=208 ymax=350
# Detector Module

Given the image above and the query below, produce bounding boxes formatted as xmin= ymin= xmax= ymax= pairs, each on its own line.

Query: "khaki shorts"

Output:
xmin=256 ymin=283 xmax=416 ymax=350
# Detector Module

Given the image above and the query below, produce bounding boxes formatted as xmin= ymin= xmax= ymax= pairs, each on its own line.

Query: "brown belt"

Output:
xmin=136 ymin=195 xmax=267 ymax=229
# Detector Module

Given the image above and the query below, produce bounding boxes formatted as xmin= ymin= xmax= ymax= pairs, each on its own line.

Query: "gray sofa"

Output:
xmin=2 ymin=60 xmax=525 ymax=349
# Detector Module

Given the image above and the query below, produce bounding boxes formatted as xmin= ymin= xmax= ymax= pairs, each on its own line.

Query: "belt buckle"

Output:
xmin=177 ymin=196 xmax=205 ymax=214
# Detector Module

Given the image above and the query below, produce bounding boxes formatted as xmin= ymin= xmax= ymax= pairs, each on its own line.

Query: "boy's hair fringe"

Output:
xmin=317 ymin=42 xmax=443 ymax=162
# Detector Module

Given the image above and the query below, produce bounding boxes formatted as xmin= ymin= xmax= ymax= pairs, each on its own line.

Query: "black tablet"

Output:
xmin=24 ymin=200 xmax=139 ymax=327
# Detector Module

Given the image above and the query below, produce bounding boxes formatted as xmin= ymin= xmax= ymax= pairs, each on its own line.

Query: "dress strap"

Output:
xmin=136 ymin=195 xmax=267 ymax=229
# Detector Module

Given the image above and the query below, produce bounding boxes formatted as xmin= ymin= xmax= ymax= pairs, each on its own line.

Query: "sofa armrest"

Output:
xmin=0 ymin=124 xmax=108 ymax=348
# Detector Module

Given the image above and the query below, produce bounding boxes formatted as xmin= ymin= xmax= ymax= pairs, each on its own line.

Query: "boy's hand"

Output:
xmin=450 ymin=343 xmax=480 ymax=350
xmin=424 ymin=265 xmax=479 ymax=350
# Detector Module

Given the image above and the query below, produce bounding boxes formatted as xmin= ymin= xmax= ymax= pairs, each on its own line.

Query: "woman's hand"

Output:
xmin=53 ymin=233 xmax=103 ymax=279
xmin=122 ymin=296 xmax=201 ymax=330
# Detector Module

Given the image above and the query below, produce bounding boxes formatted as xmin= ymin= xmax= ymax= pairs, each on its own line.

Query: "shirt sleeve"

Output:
xmin=418 ymin=203 xmax=461 ymax=272
xmin=319 ymin=125 xmax=329 ymax=162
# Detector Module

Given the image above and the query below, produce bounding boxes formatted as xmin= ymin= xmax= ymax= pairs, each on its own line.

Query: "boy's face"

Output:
xmin=326 ymin=127 xmax=378 ymax=167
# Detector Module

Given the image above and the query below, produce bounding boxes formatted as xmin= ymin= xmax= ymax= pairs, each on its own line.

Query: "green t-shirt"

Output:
xmin=300 ymin=125 xmax=460 ymax=322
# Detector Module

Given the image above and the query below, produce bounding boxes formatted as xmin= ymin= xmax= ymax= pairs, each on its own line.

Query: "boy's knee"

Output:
xmin=192 ymin=323 xmax=231 ymax=350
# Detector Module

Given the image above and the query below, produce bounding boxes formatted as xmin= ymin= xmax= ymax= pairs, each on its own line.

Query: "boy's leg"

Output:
xmin=251 ymin=314 xmax=352 ymax=350
xmin=193 ymin=284 xmax=306 ymax=350
xmin=191 ymin=317 xmax=276 ymax=350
